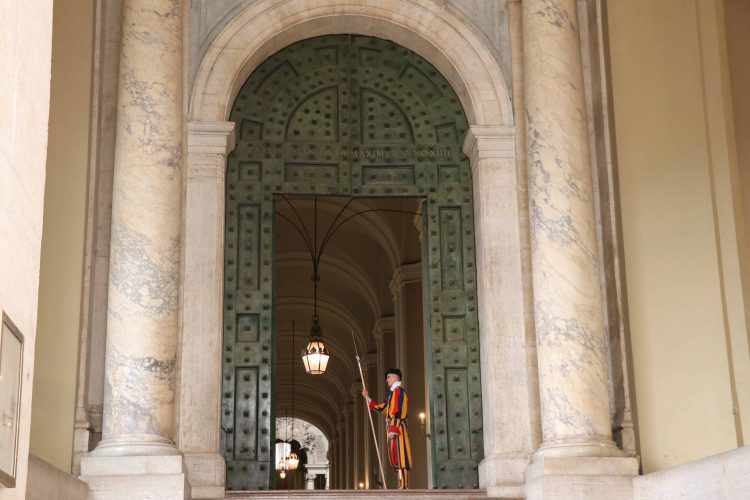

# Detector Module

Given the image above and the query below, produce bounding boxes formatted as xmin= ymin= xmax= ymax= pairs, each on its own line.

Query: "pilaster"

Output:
xmin=389 ymin=263 xmax=422 ymax=370
xmin=464 ymin=124 xmax=538 ymax=498
xmin=178 ymin=120 xmax=235 ymax=498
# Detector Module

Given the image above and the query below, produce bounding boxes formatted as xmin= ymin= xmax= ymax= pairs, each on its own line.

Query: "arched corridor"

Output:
xmin=223 ymin=33 xmax=482 ymax=490
xmin=273 ymin=196 xmax=427 ymax=490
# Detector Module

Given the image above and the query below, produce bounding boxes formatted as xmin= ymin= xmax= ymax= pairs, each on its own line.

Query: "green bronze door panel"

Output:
xmin=222 ymin=192 xmax=275 ymax=489
xmin=424 ymin=189 xmax=484 ymax=488
xmin=224 ymin=35 xmax=483 ymax=490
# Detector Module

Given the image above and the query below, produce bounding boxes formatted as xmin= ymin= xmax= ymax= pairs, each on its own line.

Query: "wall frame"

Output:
xmin=0 ymin=311 xmax=24 ymax=488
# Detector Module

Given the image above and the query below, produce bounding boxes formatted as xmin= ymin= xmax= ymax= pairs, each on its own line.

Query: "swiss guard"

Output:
xmin=362 ymin=368 xmax=412 ymax=490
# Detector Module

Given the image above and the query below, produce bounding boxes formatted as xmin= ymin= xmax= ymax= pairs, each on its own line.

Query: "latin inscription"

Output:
xmin=249 ymin=144 xmax=452 ymax=159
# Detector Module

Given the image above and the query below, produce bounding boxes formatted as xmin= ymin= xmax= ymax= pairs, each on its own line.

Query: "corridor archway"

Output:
xmin=222 ymin=35 xmax=482 ymax=490
xmin=183 ymin=1 xmax=529 ymax=495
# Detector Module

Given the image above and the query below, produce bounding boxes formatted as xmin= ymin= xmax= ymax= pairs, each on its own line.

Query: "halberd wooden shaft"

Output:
xmin=351 ymin=329 xmax=388 ymax=489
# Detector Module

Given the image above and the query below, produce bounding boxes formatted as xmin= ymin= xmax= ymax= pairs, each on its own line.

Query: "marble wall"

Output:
xmin=31 ymin=0 xmax=95 ymax=472
xmin=0 ymin=0 xmax=54 ymax=498
xmin=608 ymin=0 xmax=750 ymax=473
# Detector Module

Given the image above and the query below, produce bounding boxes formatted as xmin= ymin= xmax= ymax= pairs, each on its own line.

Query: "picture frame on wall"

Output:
xmin=0 ymin=311 xmax=23 ymax=488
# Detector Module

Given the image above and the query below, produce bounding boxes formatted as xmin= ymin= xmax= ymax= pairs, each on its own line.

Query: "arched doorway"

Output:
xmin=222 ymin=35 xmax=483 ymax=490
xmin=275 ymin=417 xmax=330 ymax=489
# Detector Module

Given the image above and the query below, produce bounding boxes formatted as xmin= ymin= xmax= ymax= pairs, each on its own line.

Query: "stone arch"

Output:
xmin=181 ymin=1 xmax=531 ymax=495
xmin=221 ymin=32 xmax=486 ymax=490
xmin=278 ymin=402 xmax=336 ymax=441
xmin=190 ymin=0 xmax=513 ymax=127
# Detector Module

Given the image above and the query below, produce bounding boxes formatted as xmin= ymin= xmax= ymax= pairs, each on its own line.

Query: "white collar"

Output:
xmin=390 ymin=381 xmax=402 ymax=392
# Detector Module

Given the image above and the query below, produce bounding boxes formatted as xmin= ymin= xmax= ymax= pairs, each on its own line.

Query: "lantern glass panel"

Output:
xmin=287 ymin=451 xmax=299 ymax=470
xmin=302 ymin=339 xmax=330 ymax=374
xmin=275 ymin=442 xmax=291 ymax=470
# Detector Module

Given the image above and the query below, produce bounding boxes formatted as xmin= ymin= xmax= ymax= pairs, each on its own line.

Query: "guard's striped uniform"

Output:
xmin=369 ymin=385 xmax=412 ymax=489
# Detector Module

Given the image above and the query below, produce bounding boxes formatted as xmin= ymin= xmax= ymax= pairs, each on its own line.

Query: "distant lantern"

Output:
xmin=301 ymin=316 xmax=330 ymax=375
xmin=275 ymin=442 xmax=291 ymax=471
xmin=286 ymin=450 xmax=300 ymax=471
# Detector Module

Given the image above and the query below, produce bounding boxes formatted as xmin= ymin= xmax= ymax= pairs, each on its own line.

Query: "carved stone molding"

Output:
xmin=463 ymin=125 xmax=516 ymax=165
xmin=187 ymin=121 xmax=236 ymax=156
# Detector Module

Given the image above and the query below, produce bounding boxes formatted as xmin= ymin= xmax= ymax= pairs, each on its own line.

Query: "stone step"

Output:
xmin=223 ymin=489 xmax=492 ymax=500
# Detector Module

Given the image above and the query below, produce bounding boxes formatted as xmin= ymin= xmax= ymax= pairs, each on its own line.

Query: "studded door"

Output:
xmin=224 ymin=35 xmax=483 ymax=490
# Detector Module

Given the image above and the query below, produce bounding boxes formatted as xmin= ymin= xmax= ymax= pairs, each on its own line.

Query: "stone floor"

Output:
xmin=221 ymin=490 xmax=519 ymax=500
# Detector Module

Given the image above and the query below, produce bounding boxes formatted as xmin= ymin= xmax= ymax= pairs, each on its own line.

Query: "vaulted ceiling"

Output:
xmin=273 ymin=196 xmax=421 ymax=438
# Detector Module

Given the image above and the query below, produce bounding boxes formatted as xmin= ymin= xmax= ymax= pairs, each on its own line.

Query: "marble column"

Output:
xmin=328 ymin=437 xmax=337 ymax=489
xmin=335 ymin=420 xmax=344 ymax=489
xmin=371 ymin=316 xmax=395 ymax=487
xmin=306 ymin=473 xmax=316 ymax=490
xmin=80 ymin=0 xmax=187 ymax=498
xmin=338 ymin=422 xmax=345 ymax=489
xmin=344 ymin=403 xmax=355 ymax=489
xmin=389 ymin=264 xmax=421 ymax=369
xmin=342 ymin=418 xmax=348 ymax=490
xmin=372 ymin=317 xmax=396 ymax=403
xmin=522 ymin=0 xmax=637 ymax=498
xmin=350 ymin=383 xmax=364 ymax=490
xmin=364 ymin=353 xmax=379 ymax=488
xmin=523 ymin=0 xmax=617 ymax=458
xmin=389 ymin=263 xmax=428 ymax=488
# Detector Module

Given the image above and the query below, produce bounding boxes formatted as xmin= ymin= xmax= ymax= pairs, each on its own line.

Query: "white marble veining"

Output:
xmin=523 ymin=0 xmax=618 ymax=456
xmin=95 ymin=0 xmax=183 ymax=455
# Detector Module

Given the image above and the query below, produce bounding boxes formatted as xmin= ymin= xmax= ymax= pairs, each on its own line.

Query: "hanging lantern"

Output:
xmin=275 ymin=442 xmax=291 ymax=471
xmin=279 ymin=470 xmax=286 ymax=479
xmin=301 ymin=315 xmax=330 ymax=374
xmin=286 ymin=450 xmax=300 ymax=470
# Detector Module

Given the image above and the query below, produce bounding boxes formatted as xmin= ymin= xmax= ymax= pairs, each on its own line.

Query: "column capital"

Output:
xmin=187 ymin=121 xmax=236 ymax=156
xmin=364 ymin=352 xmax=378 ymax=368
xmin=357 ymin=354 xmax=377 ymax=372
xmin=412 ymin=207 xmax=424 ymax=243
xmin=371 ymin=316 xmax=396 ymax=342
xmin=389 ymin=262 xmax=422 ymax=299
xmin=462 ymin=125 xmax=516 ymax=164
xmin=350 ymin=381 xmax=363 ymax=397
xmin=343 ymin=402 xmax=355 ymax=418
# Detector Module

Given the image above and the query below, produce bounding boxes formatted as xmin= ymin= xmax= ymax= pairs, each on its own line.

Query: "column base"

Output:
xmin=89 ymin=434 xmax=182 ymax=457
xmin=536 ymin=435 xmax=623 ymax=458
xmin=524 ymin=455 xmax=639 ymax=500
xmin=80 ymin=454 xmax=190 ymax=500
xmin=184 ymin=452 xmax=226 ymax=498
xmin=478 ymin=453 xmax=530 ymax=498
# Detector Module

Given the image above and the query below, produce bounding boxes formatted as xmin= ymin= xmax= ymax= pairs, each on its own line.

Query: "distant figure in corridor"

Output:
xmin=362 ymin=368 xmax=412 ymax=490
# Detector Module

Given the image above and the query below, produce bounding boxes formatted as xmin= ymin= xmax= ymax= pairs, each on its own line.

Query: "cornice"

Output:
xmin=462 ymin=125 xmax=516 ymax=165
xmin=187 ymin=121 xmax=236 ymax=156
